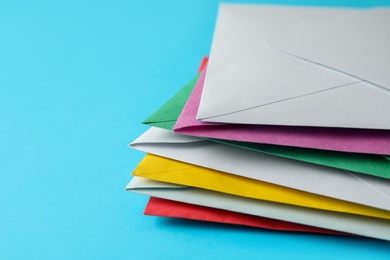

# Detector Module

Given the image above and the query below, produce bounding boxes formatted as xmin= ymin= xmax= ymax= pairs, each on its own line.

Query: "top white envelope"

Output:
xmin=197 ymin=4 xmax=390 ymax=129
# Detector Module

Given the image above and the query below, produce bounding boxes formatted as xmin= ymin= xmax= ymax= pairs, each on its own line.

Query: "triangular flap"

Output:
xmin=268 ymin=8 xmax=390 ymax=90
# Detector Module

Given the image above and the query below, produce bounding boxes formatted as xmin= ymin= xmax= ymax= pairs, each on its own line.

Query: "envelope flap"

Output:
xmin=200 ymin=80 xmax=390 ymax=129
xmin=133 ymin=154 xmax=197 ymax=177
xmin=198 ymin=4 xmax=359 ymax=121
xmin=174 ymin=68 xmax=218 ymax=130
xmin=130 ymin=127 xmax=202 ymax=146
xmin=143 ymin=75 xmax=199 ymax=130
xmin=126 ymin=176 xmax=186 ymax=190
xmin=268 ymin=8 xmax=390 ymax=90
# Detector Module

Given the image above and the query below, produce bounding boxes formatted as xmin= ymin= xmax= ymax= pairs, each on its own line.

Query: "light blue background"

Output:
xmin=1 ymin=0 xmax=390 ymax=259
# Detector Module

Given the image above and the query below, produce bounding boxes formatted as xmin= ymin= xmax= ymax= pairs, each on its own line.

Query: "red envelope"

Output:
xmin=197 ymin=56 xmax=209 ymax=73
xmin=144 ymin=197 xmax=349 ymax=236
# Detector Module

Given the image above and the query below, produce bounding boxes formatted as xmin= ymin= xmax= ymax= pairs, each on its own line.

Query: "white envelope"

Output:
xmin=268 ymin=8 xmax=390 ymax=90
xmin=127 ymin=176 xmax=390 ymax=241
xmin=197 ymin=4 xmax=390 ymax=129
xmin=130 ymin=127 xmax=390 ymax=211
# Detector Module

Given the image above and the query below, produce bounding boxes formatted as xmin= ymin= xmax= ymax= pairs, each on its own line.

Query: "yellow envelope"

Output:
xmin=133 ymin=153 xmax=390 ymax=220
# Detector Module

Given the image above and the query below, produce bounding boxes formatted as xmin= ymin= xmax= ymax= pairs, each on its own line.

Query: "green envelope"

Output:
xmin=144 ymin=75 xmax=199 ymax=130
xmin=143 ymin=75 xmax=390 ymax=179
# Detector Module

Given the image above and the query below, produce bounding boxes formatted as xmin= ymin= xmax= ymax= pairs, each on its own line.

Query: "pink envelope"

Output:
xmin=173 ymin=67 xmax=390 ymax=155
xmin=145 ymin=197 xmax=348 ymax=235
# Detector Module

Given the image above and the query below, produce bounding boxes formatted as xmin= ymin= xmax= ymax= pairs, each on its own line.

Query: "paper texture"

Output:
xmin=268 ymin=8 xmax=390 ymax=90
xmin=127 ymin=177 xmax=390 ymax=241
xmin=197 ymin=4 xmax=390 ymax=129
xmin=130 ymin=127 xmax=390 ymax=211
xmin=145 ymin=197 xmax=348 ymax=235
xmin=134 ymin=153 xmax=390 ymax=220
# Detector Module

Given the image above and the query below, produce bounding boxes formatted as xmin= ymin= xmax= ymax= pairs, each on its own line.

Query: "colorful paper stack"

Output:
xmin=126 ymin=4 xmax=390 ymax=240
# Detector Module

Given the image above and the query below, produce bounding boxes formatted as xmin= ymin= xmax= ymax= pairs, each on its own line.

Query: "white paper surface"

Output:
xmin=197 ymin=4 xmax=390 ymax=129
xmin=268 ymin=8 xmax=390 ymax=90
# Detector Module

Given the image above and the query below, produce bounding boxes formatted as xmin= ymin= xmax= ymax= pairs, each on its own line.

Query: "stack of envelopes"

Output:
xmin=127 ymin=4 xmax=390 ymax=240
